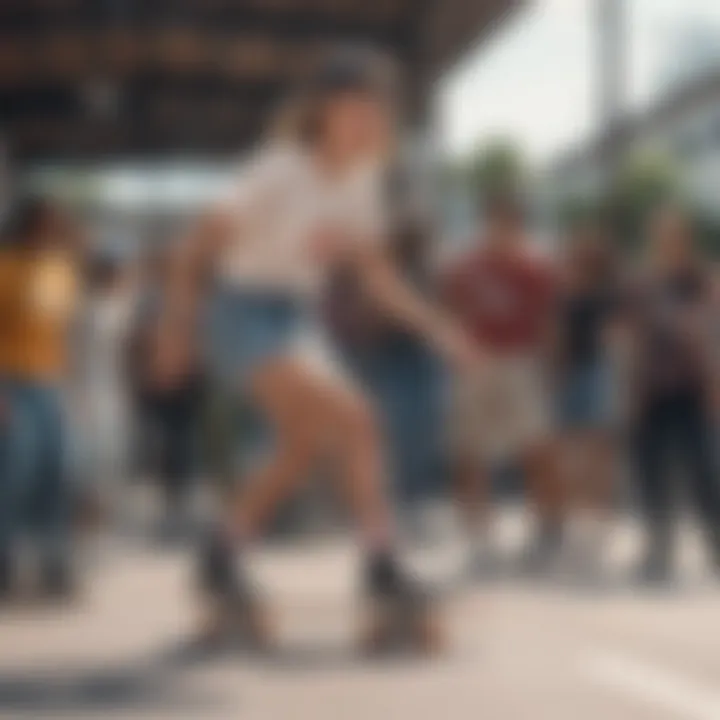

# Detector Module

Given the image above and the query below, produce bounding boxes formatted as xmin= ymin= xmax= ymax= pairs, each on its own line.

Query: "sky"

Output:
xmin=437 ymin=0 xmax=720 ymax=163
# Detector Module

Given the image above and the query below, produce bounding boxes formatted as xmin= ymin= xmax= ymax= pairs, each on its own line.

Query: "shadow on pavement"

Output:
xmin=161 ymin=634 xmax=450 ymax=675
xmin=0 ymin=658 xmax=224 ymax=715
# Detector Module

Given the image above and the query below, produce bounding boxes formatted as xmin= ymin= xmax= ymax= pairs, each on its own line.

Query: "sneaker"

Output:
xmin=362 ymin=552 xmax=440 ymax=654
xmin=198 ymin=529 xmax=246 ymax=598
xmin=365 ymin=552 xmax=430 ymax=605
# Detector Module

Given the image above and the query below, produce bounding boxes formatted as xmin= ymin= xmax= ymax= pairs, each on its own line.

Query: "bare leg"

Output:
xmin=453 ymin=457 xmax=499 ymax=576
xmin=229 ymin=362 xmax=327 ymax=540
xmin=583 ymin=432 xmax=615 ymax=514
xmin=200 ymin=357 xmax=435 ymax=651
xmin=327 ymin=384 xmax=395 ymax=549
xmin=229 ymin=360 xmax=395 ymax=548
xmin=201 ymin=358 xmax=398 ymax=593
xmin=453 ymin=459 xmax=491 ymax=538
xmin=561 ymin=431 xmax=614 ymax=576
xmin=526 ymin=438 xmax=563 ymax=521
xmin=310 ymin=373 xmax=438 ymax=652
xmin=200 ymin=358 xmax=328 ymax=598
xmin=523 ymin=438 xmax=565 ymax=571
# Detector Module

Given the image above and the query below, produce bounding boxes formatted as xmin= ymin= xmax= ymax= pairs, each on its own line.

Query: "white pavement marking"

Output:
xmin=585 ymin=651 xmax=720 ymax=720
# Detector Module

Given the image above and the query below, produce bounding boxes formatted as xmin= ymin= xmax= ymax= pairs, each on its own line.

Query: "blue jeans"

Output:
xmin=0 ymin=378 xmax=68 ymax=559
xmin=556 ymin=358 xmax=614 ymax=430
xmin=139 ymin=376 xmax=204 ymax=509
xmin=634 ymin=391 xmax=720 ymax=562
xmin=346 ymin=339 xmax=443 ymax=506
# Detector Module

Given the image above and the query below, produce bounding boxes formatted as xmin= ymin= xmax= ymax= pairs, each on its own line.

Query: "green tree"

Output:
xmin=436 ymin=139 xmax=528 ymax=237
xmin=605 ymin=149 xmax=680 ymax=248
xmin=556 ymin=195 xmax=602 ymax=234
xmin=693 ymin=211 xmax=720 ymax=259
xmin=464 ymin=138 xmax=527 ymax=201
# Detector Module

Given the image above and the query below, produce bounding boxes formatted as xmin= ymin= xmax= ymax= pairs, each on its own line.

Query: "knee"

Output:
xmin=334 ymin=394 xmax=379 ymax=447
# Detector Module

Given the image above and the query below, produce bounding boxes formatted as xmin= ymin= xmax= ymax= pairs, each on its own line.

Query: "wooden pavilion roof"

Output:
xmin=0 ymin=0 xmax=520 ymax=162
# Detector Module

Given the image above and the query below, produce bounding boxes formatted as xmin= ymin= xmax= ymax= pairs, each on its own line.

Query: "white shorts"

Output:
xmin=447 ymin=355 xmax=551 ymax=463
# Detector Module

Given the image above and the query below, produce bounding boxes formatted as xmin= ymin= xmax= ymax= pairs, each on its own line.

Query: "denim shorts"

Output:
xmin=205 ymin=288 xmax=308 ymax=385
xmin=556 ymin=358 xmax=614 ymax=430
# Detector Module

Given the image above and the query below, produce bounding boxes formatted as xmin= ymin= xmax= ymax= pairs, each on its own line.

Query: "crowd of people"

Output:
xmin=1 ymin=50 xmax=720 ymax=620
xmin=331 ymin=191 xmax=720 ymax=586
xmin=440 ymin=197 xmax=720 ymax=583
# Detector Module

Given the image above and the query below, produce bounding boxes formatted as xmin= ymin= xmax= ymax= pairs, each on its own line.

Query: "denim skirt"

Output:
xmin=205 ymin=288 xmax=308 ymax=385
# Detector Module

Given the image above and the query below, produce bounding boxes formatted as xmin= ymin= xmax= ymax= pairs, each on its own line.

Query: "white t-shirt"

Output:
xmin=217 ymin=143 xmax=387 ymax=298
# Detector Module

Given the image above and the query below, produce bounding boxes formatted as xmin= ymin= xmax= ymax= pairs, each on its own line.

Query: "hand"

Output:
xmin=437 ymin=326 xmax=483 ymax=374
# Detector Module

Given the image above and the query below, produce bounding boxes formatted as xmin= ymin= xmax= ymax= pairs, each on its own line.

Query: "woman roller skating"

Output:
xmin=157 ymin=48 xmax=480 ymax=654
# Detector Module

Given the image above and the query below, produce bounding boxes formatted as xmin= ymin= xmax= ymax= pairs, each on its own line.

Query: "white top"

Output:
xmin=217 ymin=143 xmax=387 ymax=298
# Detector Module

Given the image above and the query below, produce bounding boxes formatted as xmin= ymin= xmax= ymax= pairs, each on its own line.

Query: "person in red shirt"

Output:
xmin=443 ymin=193 xmax=563 ymax=574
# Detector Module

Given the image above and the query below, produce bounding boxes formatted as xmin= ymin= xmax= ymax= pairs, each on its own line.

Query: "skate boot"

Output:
xmin=195 ymin=530 xmax=272 ymax=652
xmin=360 ymin=553 xmax=444 ymax=656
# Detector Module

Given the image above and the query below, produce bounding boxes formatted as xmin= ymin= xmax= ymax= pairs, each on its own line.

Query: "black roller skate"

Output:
xmin=195 ymin=530 xmax=273 ymax=653
xmin=360 ymin=553 xmax=444 ymax=656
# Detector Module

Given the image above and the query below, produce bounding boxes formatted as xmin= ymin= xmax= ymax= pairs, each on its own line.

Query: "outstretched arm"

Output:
xmin=352 ymin=242 xmax=480 ymax=369
xmin=164 ymin=209 xmax=233 ymax=324
xmin=155 ymin=207 xmax=236 ymax=386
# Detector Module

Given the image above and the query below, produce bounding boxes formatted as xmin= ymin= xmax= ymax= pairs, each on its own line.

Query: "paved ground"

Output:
xmin=1 ymin=514 xmax=719 ymax=720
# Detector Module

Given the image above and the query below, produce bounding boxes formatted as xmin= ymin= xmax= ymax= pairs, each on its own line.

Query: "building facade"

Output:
xmin=542 ymin=68 xmax=720 ymax=222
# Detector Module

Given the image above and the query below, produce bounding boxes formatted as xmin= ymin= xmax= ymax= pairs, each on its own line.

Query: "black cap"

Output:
xmin=309 ymin=46 xmax=396 ymax=100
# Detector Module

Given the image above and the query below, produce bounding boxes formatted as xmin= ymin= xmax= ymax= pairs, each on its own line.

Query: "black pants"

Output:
xmin=634 ymin=391 xmax=720 ymax=562
xmin=140 ymin=376 xmax=205 ymax=509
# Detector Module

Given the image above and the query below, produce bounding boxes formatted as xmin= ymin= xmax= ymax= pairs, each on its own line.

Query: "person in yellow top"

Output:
xmin=0 ymin=196 xmax=81 ymax=600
